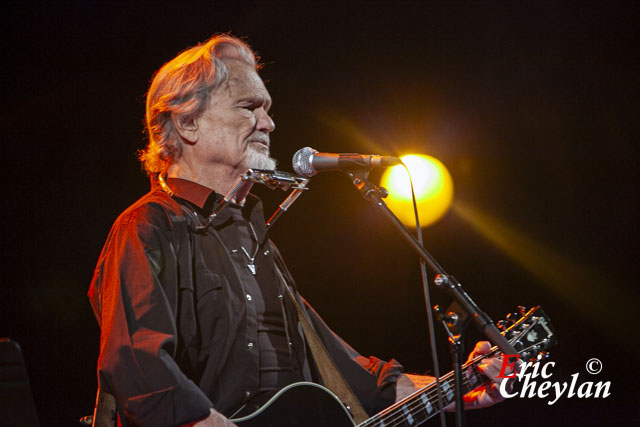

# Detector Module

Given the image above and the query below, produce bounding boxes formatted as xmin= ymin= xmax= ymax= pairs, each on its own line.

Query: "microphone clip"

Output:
xmin=347 ymin=168 xmax=389 ymax=202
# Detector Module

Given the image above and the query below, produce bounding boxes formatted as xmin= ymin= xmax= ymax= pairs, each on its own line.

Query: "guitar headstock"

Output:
xmin=497 ymin=306 xmax=557 ymax=361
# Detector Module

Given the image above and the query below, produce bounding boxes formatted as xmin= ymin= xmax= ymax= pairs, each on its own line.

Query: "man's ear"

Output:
xmin=171 ymin=113 xmax=199 ymax=144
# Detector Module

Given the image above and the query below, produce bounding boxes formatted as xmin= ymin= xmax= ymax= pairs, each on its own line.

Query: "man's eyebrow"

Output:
xmin=237 ymin=96 xmax=272 ymax=108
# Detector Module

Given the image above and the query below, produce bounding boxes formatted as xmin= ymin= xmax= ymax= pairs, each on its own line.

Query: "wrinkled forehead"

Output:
xmin=222 ymin=59 xmax=270 ymax=99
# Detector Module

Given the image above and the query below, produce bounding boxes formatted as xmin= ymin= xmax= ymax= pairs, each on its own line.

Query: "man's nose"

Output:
xmin=256 ymin=108 xmax=275 ymax=134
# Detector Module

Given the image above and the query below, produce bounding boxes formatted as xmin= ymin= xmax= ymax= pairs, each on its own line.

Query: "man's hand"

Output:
xmin=192 ymin=408 xmax=237 ymax=427
xmin=453 ymin=341 xmax=515 ymax=410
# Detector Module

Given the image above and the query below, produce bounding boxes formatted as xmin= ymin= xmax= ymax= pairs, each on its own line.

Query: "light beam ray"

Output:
xmin=315 ymin=111 xmax=389 ymax=155
xmin=453 ymin=200 xmax=635 ymax=345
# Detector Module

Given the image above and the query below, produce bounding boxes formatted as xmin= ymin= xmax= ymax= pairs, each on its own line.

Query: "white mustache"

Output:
xmin=248 ymin=134 xmax=270 ymax=148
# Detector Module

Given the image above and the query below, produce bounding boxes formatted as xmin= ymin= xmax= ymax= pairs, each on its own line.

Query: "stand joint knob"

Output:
xmin=434 ymin=274 xmax=448 ymax=287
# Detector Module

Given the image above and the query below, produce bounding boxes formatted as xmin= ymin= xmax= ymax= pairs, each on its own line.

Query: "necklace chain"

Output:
xmin=240 ymin=221 xmax=259 ymax=275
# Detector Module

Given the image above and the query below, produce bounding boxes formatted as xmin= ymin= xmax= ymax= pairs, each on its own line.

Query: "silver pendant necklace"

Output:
xmin=240 ymin=221 xmax=259 ymax=275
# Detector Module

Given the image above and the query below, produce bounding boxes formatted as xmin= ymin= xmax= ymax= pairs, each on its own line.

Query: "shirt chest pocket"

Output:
xmin=194 ymin=269 xmax=225 ymax=307
xmin=194 ymin=269 xmax=248 ymax=326
xmin=193 ymin=270 xmax=238 ymax=351
xmin=174 ymin=269 xmax=226 ymax=353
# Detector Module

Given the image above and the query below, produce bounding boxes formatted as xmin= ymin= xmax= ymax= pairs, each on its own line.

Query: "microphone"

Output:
xmin=292 ymin=147 xmax=401 ymax=177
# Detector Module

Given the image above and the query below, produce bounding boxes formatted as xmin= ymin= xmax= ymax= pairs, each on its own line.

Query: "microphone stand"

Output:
xmin=346 ymin=169 xmax=517 ymax=426
xmin=435 ymin=302 xmax=470 ymax=427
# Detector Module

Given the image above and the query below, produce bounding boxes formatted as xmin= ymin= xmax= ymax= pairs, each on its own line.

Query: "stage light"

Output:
xmin=380 ymin=154 xmax=454 ymax=227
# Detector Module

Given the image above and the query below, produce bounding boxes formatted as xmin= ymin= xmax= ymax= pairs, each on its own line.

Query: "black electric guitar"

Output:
xmin=231 ymin=306 xmax=556 ymax=427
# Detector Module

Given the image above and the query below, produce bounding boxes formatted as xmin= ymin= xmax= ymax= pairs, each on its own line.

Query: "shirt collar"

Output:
xmin=166 ymin=177 xmax=216 ymax=209
xmin=164 ymin=178 xmax=266 ymax=237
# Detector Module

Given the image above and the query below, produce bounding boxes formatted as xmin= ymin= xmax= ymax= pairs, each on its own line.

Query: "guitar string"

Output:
xmin=361 ymin=348 xmax=499 ymax=427
xmin=366 ymin=341 xmax=543 ymax=427
xmin=365 ymin=315 xmax=549 ymax=427
xmin=369 ymin=374 xmax=482 ymax=427
xmin=360 ymin=318 xmax=545 ymax=426
xmin=383 ymin=369 xmax=494 ymax=427
xmin=362 ymin=375 xmax=478 ymax=427
xmin=362 ymin=354 xmax=487 ymax=426
xmin=361 ymin=369 xmax=479 ymax=427
xmin=371 ymin=334 xmax=535 ymax=427
xmin=373 ymin=352 xmax=504 ymax=426
xmin=362 ymin=349 xmax=495 ymax=427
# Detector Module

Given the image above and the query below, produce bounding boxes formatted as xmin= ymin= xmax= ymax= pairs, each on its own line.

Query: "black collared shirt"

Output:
xmin=88 ymin=178 xmax=403 ymax=427
xmin=165 ymin=179 xmax=300 ymax=401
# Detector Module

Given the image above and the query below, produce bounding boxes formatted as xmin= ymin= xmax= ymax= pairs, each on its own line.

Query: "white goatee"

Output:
xmin=247 ymin=144 xmax=277 ymax=170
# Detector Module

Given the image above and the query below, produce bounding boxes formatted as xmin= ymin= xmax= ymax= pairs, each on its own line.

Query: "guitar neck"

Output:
xmin=361 ymin=355 xmax=492 ymax=427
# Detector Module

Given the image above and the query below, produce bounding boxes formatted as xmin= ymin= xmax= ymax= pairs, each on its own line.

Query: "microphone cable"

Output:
xmin=401 ymin=160 xmax=447 ymax=427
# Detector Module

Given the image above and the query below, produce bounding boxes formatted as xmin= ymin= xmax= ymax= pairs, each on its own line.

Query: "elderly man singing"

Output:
xmin=88 ymin=34 xmax=508 ymax=427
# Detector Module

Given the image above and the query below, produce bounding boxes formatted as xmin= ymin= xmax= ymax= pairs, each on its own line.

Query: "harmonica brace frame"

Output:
xmin=199 ymin=169 xmax=309 ymax=232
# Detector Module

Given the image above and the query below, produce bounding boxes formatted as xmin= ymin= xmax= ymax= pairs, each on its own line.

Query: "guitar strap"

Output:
xmin=271 ymin=245 xmax=369 ymax=424
xmin=90 ymin=387 xmax=116 ymax=427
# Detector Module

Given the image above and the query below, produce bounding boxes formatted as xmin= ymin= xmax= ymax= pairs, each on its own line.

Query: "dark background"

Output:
xmin=4 ymin=1 xmax=639 ymax=425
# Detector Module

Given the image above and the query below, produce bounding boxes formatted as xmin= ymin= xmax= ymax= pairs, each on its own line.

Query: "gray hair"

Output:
xmin=139 ymin=34 xmax=258 ymax=175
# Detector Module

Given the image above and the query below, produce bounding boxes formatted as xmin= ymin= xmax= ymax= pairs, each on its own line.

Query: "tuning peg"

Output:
xmin=433 ymin=305 xmax=444 ymax=322
xmin=536 ymin=351 xmax=550 ymax=361
xmin=496 ymin=320 xmax=510 ymax=331
xmin=505 ymin=312 xmax=519 ymax=323
xmin=505 ymin=306 xmax=528 ymax=323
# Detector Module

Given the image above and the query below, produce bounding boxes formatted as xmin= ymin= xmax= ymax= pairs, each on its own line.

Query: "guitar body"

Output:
xmin=231 ymin=382 xmax=356 ymax=427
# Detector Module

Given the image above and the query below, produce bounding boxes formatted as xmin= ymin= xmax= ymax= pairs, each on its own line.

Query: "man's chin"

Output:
xmin=247 ymin=147 xmax=277 ymax=170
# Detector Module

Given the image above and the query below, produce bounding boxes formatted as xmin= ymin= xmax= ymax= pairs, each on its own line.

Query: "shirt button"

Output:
xmin=246 ymin=294 xmax=252 ymax=301
xmin=245 ymin=391 xmax=251 ymax=398
xmin=247 ymin=342 xmax=254 ymax=349
xmin=263 ymin=250 xmax=270 ymax=256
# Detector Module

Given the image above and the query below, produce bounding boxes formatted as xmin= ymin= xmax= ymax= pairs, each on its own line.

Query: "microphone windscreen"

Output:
xmin=292 ymin=147 xmax=318 ymax=177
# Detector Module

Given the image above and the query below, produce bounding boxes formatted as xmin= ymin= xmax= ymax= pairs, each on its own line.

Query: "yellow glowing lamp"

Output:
xmin=380 ymin=154 xmax=454 ymax=227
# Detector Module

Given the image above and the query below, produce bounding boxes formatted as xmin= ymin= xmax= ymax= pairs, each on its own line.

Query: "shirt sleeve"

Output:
xmin=88 ymin=210 xmax=212 ymax=426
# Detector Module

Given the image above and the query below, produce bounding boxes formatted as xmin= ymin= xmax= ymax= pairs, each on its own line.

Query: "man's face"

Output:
xmin=192 ymin=59 xmax=276 ymax=174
